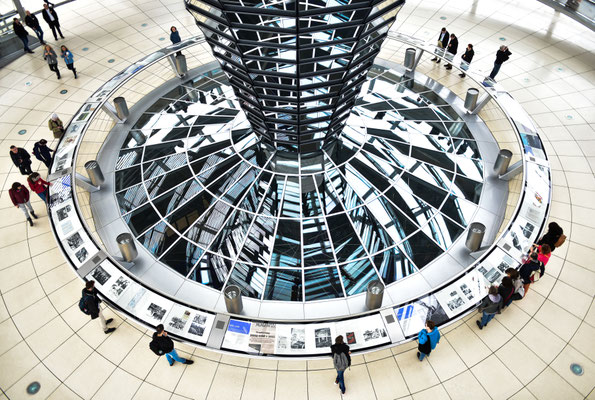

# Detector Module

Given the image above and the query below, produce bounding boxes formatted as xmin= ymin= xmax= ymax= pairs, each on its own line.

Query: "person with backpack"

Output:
xmin=498 ymin=276 xmax=515 ymax=308
xmin=80 ymin=280 xmax=116 ymax=334
xmin=519 ymin=252 xmax=545 ymax=296
xmin=417 ymin=320 xmax=440 ymax=361
xmin=150 ymin=324 xmax=194 ymax=366
xmin=330 ymin=335 xmax=351 ymax=394
xmin=537 ymin=222 xmax=565 ymax=251
xmin=476 ymin=285 xmax=502 ymax=330
xmin=33 ymin=139 xmax=54 ymax=168
xmin=505 ymin=268 xmax=524 ymax=301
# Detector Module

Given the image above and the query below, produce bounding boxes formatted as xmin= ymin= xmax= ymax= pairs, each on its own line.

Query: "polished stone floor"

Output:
xmin=0 ymin=0 xmax=594 ymax=399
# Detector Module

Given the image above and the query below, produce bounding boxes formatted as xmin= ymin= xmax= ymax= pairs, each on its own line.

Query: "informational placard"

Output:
xmin=434 ymin=270 xmax=488 ymax=318
xmin=394 ymin=294 xmax=448 ymax=338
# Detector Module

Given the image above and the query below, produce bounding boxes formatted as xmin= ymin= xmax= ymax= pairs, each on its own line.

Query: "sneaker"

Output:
xmin=436 ymin=59 xmax=441 ymax=63
xmin=104 ymin=327 xmax=116 ymax=334
xmin=459 ymin=73 xmax=465 ymax=78
xmin=169 ymin=360 xmax=174 ymax=366
xmin=430 ymin=57 xmax=437 ymax=61
xmin=27 ymin=50 xmax=34 ymax=54
xmin=476 ymin=320 xmax=483 ymax=330
xmin=106 ymin=318 xmax=114 ymax=324
xmin=31 ymin=211 xmax=38 ymax=219
xmin=334 ymin=379 xmax=338 ymax=385
xmin=184 ymin=360 xmax=194 ymax=365
xmin=27 ymin=218 xmax=33 ymax=227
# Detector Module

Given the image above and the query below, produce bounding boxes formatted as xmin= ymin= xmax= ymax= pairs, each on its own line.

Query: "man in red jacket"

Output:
xmin=9 ymin=182 xmax=37 ymax=226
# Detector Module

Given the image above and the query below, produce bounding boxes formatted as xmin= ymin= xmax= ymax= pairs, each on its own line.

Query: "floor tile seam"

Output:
xmin=360 ymin=360 xmax=381 ymax=400
xmin=548 ymin=271 xmax=595 ymax=299
xmin=202 ymin=357 xmax=222 ymax=400
xmin=0 ymin=260 xmax=71 ymax=298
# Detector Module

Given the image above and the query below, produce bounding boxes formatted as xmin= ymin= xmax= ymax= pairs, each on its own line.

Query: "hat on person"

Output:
xmin=51 ymin=113 xmax=59 ymax=121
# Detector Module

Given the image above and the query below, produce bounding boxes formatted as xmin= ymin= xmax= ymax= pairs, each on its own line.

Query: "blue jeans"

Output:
xmin=165 ymin=349 xmax=186 ymax=365
xmin=336 ymin=369 xmax=345 ymax=393
xmin=489 ymin=63 xmax=502 ymax=79
xmin=32 ymin=27 xmax=44 ymax=44
xmin=37 ymin=191 xmax=47 ymax=203
xmin=418 ymin=352 xmax=427 ymax=361
xmin=480 ymin=312 xmax=496 ymax=327
xmin=19 ymin=36 xmax=31 ymax=52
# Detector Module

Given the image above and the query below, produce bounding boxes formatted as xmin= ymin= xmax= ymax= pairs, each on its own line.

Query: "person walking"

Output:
xmin=488 ymin=45 xmax=511 ymax=81
xmin=42 ymin=3 xmax=64 ymax=41
xmin=519 ymin=252 xmax=545 ymax=296
xmin=498 ymin=276 xmax=515 ymax=308
xmin=44 ymin=45 xmax=61 ymax=79
xmin=330 ymin=335 xmax=351 ymax=394
xmin=60 ymin=45 xmax=77 ymax=78
xmin=430 ymin=27 xmax=449 ymax=63
xmin=13 ymin=18 xmax=34 ymax=54
xmin=25 ymin=11 xmax=45 ymax=45
xmin=459 ymin=44 xmax=474 ymax=78
xmin=537 ymin=222 xmax=565 ymax=252
xmin=27 ymin=173 xmax=51 ymax=203
xmin=417 ymin=320 xmax=440 ymax=361
xmin=48 ymin=113 xmax=64 ymax=138
xmin=10 ymin=145 xmax=33 ymax=175
xmin=149 ymin=324 xmax=194 ymax=366
xmin=9 ymin=182 xmax=37 ymax=226
xmin=444 ymin=33 xmax=458 ymax=69
xmin=33 ymin=139 xmax=54 ymax=168
xmin=476 ymin=285 xmax=502 ymax=329
xmin=80 ymin=280 xmax=116 ymax=334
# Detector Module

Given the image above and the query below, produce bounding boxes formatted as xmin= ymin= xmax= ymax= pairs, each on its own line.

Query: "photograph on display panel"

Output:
xmin=109 ymin=276 xmax=131 ymax=299
xmin=188 ymin=314 xmax=208 ymax=337
xmin=90 ymin=265 xmax=111 ymax=286
xmin=314 ymin=327 xmax=332 ymax=348
xmin=395 ymin=295 xmax=448 ymax=338
xmin=223 ymin=319 xmax=252 ymax=352
xmin=248 ymin=322 xmax=276 ymax=354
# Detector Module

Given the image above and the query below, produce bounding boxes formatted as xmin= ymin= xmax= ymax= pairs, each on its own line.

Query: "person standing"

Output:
xmin=417 ymin=320 xmax=440 ymax=361
xmin=476 ymin=285 xmax=502 ymax=329
xmin=60 ymin=45 xmax=77 ymax=78
xmin=42 ymin=4 xmax=64 ymax=41
xmin=519 ymin=252 xmax=545 ymax=296
xmin=537 ymin=222 xmax=565 ymax=251
xmin=48 ymin=113 xmax=64 ymax=138
xmin=13 ymin=18 xmax=34 ymax=54
xmin=459 ymin=44 xmax=474 ymax=78
xmin=9 ymin=182 xmax=37 ymax=226
xmin=25 ymin=11 xmax=45 ymax=45
xmin=27 ymin=173 xmax=51 ymax=203
xmin=330 ymin=335 xmax=350 ymax=394
xmin=150 ymin=324 xmax=194 ymax=366
xmin=44 ymin=45 xmax=61 ymax=79
xmin=170 ymin=26 xmax=181 ymax=44
xmin=488 ymin=45 xmax=511 ymax=81
xmin=80 ymin=280 xmax=116 ymax=334
xmin=505 ymin=268 xmax=524 ymax=301
xmin=498 ymin=276 xmax=515 ymax=308
xmin=430 ymin=27 xmax=449 ymax=63
xmin=10 ymin=145 xmax=33 ymax=175
xmin=33 ymin=139 xmax=54 ymax=168
xmin=444 ymin=33 xmax=458 ymax=69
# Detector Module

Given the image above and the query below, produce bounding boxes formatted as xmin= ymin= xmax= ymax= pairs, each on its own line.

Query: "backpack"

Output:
xmin=149 ymin=338 xmax=164 ymax=356
xmin=78 ymin=295 xmax=90 ymax=315
xmin=530 ymin=269 xmax=541 ymax=282
xmin=333 ymin=352 xmax=349 ymax=372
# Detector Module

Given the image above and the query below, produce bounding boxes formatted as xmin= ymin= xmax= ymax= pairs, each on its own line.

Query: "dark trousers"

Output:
xmin=48 ymin=22 xmax=63 ymax=40
xmin=66 ymin=62 xmax=77 ymax=77
xmin=489 ymin=62 xmax=502 ymax=79
xmin=40 ymin=157 xmax=52 ymax=169
xmin=31 ymin=26 xmax=45 ymax=44
xmin=49 ymin=63 xmax=61 ymax=78
xmin=19 ymin=36 xmax=31 ymax=52
xmin=18 ymin=162 xmax=33 ymax=175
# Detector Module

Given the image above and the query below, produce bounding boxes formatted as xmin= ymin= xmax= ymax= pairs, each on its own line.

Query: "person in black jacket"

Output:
xmin=82 ymin=280 xmax=116 ymax=334
xmin=444 ymin=33 xmax=458 ymax=70
xmin=42 ymin=3 xmax=64 ymax=41
xmin=498 ymin=276 xmax=515 ymax=307
xmin=33 ymin=139 xmax=54 ymax=168
xmin=488 ymin=45 xmax=512 ymax=81
xmin=13 ymin=18 xmax=34 ymax=54
xmin=10 ymin=145 xmax=33 ymax=175
xmin=430 ymin=27 xmax=449 ymax=63
xmin=150 ymin=324 xmax=194 ymax=366
xmin=25 ymin=11 xmax=45 ymax=45
xmin=459 ymin=44 xmax=474 ymax=78
xmin=330 ymin=335 xmax=351 ymax=394
xmin=519 ymin=252 xmax=544 ymax=296
xmin=537 ymin=222 xmax=564 ymax=251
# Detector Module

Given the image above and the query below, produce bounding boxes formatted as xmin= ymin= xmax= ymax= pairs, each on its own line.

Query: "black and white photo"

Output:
xmin=146 ymin=302 xmax=167 ymax=322
xmin=75 ymin=247 xmax=89 ymax=263
xmin=110 ymin=276 xmax=130 ymax=298
xmin=363 ymin=327 xmax=387 ymax=342
xmin=56 ymin=204 xmax=71 ymax=221
xmin=290 ymin=327 xmax=305 ymax=349
xmin=314 ymin=327 xmax=332 ymax=348
xmin=188 ymin=314 xmax=207 ymax=336
xmin=67 ymin=232 xmax=84 ymax=250
xmin=91 ymin=265 xmax=111 ymax=285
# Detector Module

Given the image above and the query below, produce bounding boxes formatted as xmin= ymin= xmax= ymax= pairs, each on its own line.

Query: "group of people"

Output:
xmin=430 ymin=26 xmax=512 ymax=82
xmin=13 ymin=5 xmax=77 ymax=79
